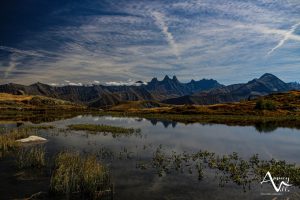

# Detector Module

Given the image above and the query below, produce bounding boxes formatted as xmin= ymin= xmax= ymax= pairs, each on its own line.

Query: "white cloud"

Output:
xmin=105 ymin=79 xmax=147 ymax=86
xmin=151 ymin=11 xmax=180 ymax=59
xmin=68 ymin=82 xmax=83 ymax=86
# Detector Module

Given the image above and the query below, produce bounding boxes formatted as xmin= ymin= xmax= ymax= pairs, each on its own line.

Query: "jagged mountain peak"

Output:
xmin=163 ymin=75 xmax=171 ymax=81
xmin=150 ymin=77 xmax=158 ymax=83
xmin=172 ymin=75 xmax=179 ymax=82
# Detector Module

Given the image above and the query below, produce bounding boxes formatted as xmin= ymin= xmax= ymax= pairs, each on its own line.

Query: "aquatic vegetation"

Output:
xmin=68 ymin=124 xmax=141 ymax=137
xmin=137 ymin=147 xmax=300 ymax=191
xmin=50 ymin=151 xmax=113 ymax=199
xmin=97 ymin=147 xmax=115 ymax=160
xmin=16 ymin=145 xmax=46 ymax=169
xmin=152 ymin=147 xmax=170 ymax=176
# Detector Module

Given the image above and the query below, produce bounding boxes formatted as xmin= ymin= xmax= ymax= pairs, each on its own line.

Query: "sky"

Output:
xmin=0 ymin=0 xmax=300 ymax=85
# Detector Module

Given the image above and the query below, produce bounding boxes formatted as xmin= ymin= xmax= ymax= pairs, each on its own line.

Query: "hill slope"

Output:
xmin=0 ymin=93 xmax=86 ymax=110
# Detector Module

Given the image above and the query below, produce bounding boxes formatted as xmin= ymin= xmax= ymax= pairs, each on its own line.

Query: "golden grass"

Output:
xmin=50 ymin=152 xmax=112 ymax=198
xmin=0 ymin=93 xmax=87 ymax=111
xmin=0 ymin=93 xmax=33 ymax=101
xmin=0 ymin=128 xmax=30 ymax=156
xmin=0 ymin=126 xmax=51 ymax=158
xmin=108 ymin=91 xmax=300 ymax=118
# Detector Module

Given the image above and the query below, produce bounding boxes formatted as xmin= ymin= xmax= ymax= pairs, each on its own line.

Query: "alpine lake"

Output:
xmin=1 ymin=113 xmax=300 ymax=200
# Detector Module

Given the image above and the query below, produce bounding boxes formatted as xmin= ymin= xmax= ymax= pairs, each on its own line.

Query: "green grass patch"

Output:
xmin=24 ymin=125 xmax=55 ymax=130
xmin=68 ymin=124 xmax=141 ymax=137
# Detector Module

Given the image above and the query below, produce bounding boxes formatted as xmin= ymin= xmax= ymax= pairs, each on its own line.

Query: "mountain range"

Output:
xmin=163 ymin=73 xmax=299 ymax=105
xmin=0 ymin=73 xmax=299 ymax=107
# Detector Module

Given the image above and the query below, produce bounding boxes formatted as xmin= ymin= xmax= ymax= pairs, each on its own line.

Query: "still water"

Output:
xmin=1 ymin=115 xmax=300 ymax=199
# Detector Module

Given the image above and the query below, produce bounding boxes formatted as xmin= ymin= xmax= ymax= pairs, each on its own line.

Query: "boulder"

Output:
xmin=16 ymin=135 xmax=47 ymax=143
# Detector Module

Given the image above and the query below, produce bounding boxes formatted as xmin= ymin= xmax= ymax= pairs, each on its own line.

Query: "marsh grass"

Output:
xmin=68 ymin=124 xmax=141 ymax=137
xmin=0 ymin=125 xmax=55 ymax=157
xmin=0 ymin=126 xmax=53 ymax=158
xmin=16 ymin=145 xmax=46 ymax=169
xmin=50 ymin=152 xmax=112 ymax=199
xmin=0 ymin=128 xmax=30 ymax=157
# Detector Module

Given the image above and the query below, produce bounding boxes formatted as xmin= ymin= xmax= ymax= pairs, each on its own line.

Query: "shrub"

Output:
xmin=255 ymin=100 xmax=277 ymax=111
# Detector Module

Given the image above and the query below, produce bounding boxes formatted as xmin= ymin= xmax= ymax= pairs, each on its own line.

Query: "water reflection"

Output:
xmin=148 ymin=119 xmax=177 ymax=128
xmin=3 ymin=112 xmax=299 ymax=135
xmin=254 ymin=122 xmax=279 ymax=133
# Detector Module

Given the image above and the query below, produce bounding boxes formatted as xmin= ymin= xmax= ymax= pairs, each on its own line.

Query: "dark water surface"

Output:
xmin=1 ymin=115 xmax=300 ymax=199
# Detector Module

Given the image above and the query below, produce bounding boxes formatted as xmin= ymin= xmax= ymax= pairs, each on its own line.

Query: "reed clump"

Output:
xmin=50 ymin=152 xmax=112 ymax=199
xmin=16 ymin=145 xmax=46 ymax=169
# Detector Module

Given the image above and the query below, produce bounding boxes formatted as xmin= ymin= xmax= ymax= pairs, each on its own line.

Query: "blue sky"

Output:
xmin=0 ymin=0 xmax=300 ymax=85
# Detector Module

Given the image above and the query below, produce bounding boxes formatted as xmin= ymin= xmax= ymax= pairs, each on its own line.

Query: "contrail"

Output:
xmin=268 ymin=22 xmax=300 ymax=55
xmin=0 ymin=46 xmax=44 ymax=79
xmin=4 ymin=54 xmax=18 ymax=79
xmin=151 ymin=11 xmax=180 ymax=59
xmin=0 ymin=45 xmax=44 ymax=57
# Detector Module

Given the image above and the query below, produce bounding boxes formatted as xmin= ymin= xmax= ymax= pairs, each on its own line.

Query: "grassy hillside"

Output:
xmin=0 ymin=93 xmax=85 ymax=111
xmin=0 ymin=93 xmax=86 ymax=111
xmin=1 ymin=91 xmax=300 ymax=127
xmin=104 ymin=91 xmax=300 ymax=128
xmin=108 ymin=91 xmax=300 ymax=116
xmin=0 ymin=93 xmax=88 ymax=123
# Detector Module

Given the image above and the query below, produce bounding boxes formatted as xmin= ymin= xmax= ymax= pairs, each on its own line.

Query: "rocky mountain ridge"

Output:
xmin=0 ymin=74 xmax=298 ymax=107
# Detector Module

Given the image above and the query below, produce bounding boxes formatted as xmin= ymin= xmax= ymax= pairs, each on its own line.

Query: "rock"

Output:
xmin=16 ymin=136 xmax=47 ymax=143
